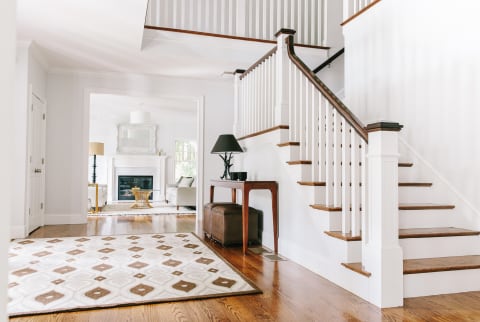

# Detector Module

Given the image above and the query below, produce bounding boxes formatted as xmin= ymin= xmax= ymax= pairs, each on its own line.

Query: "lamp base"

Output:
xmin=219 ymin=152 xmax=233 ymax=180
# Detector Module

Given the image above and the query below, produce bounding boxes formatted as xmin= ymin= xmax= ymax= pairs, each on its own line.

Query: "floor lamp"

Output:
xmin=89 ymin=142 xmax=104 ymax=213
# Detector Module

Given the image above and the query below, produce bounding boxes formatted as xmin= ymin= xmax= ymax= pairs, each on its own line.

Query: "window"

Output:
xmin=175 ymin=140 xmax=197 ymax=180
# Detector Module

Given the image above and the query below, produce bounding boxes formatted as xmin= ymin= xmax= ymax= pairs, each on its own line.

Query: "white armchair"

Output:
xmin=88 ymin=184 xmax=107 ymax=211
xmin=165 ymin=177 xmax=196 ymax=210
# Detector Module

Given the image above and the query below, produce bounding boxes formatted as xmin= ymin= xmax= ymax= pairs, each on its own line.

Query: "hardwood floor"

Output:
xmin=12 ymin=215 xmax=480 ymax=322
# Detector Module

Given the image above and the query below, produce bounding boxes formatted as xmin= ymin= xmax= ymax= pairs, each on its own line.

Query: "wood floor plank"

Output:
xmin=10 ymin=215 xmax=480 ymax=321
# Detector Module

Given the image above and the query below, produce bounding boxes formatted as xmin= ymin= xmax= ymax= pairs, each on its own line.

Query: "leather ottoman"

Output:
xmin=211 ymin=204 xmax=261 ymax=246
xmin=203 ymin=202 xmax=237 ymax=239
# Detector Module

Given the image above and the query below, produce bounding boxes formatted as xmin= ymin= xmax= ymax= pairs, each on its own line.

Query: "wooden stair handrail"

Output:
xmin=285 ymin=35 xmax=369 ymax=142
xmin=313 ymin=48 xmax=345 ymax=74
xmin=239 ymin=46 xmax=278 ymax=80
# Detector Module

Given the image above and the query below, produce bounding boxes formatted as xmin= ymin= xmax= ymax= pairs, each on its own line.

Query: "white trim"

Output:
xmin=10 ymin=226 xmax=27 ymax=239
xmin=84 ymin=87 xmax=205 ymax=224
xmin=196 ymin=96 xmax=205 ymax=223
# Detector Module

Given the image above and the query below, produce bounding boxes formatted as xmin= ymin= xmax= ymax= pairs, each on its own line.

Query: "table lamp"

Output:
xmin=89 ymin=142 xmax=104 ymax=184
xmin=211 ymin=134 xmax=243 ymax=180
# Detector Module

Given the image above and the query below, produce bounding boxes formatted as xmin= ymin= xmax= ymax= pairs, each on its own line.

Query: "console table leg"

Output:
xmin=242 ymin=188 xmax=250 ymax=255
xmin=271 ymin=187 xmax=278 ymax=254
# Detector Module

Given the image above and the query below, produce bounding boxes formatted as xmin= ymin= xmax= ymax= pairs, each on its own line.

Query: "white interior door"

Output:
xmin=28 ymin=94 xmax=46 ymax=233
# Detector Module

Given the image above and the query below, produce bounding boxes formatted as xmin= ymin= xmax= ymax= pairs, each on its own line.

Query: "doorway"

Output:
xmin=87 ymin=93 xmax=201 ymax=216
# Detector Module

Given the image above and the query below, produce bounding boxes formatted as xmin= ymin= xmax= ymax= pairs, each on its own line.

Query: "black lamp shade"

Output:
xmin=211 ymin=134 xmax=243 ymax=154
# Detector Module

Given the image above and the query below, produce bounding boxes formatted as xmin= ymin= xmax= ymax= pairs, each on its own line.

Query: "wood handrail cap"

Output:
xmin=365 ymin=122 xmax=403 ymax=133
xmin=275 ymin=28 xmax=296 ymax=37
xmin=234 ymin=69 xmax=246 ymax=74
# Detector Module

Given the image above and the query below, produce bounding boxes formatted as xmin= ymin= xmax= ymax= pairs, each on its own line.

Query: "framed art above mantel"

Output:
xmin=117 ymin=123 xmax=157 ymax=154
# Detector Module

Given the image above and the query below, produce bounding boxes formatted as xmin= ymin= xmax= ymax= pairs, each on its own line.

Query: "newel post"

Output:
xmin=274 ymin=29 xmax=295 ymax=126
xmin=363 ymin=122 xmax=404 ymax=308
xmin=233 ymin=69 xmax=245 ymax=137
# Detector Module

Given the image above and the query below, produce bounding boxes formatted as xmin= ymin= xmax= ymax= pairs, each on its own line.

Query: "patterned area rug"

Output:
xmin=8 ymin=233 xmax=261 ymax=317
xmin=91 ymin=202 xmax=196 ymax=216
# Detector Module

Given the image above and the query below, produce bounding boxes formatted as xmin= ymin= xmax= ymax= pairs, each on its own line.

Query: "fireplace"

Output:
xmin=118 ymin=175 xmax=153 ymax=200
xmin=108 ymin=155 xmax=168 ymax=202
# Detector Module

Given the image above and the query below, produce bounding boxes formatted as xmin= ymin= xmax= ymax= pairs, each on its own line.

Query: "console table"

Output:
xmin=210 ymin=180 xmax=278 ymax=255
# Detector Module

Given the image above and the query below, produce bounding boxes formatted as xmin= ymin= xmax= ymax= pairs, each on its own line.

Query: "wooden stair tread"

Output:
xmin=341 ymin=262 xmax=371 ymax=277
xmin=277 ymin=141 xmax=300 ymax=147
xmin=404 ymin=255 xmax=480 ymax=274
xmin=399 ymin=227 xmax=480 ymax=239
xmin=398 ymin=162 xmax=413 ymax=167
xmin=326 ymin=227 xmax=478 ymax=242
xmin=399 ymin=203 xmax=455 ymax=210
xmin=287 ymin=160 xmax=312 ymax=165
xmin=311 ymin=203 xmax=454 ymax=212
xmin=324 ymin=231 xmax=361 ymax=241
xmin=399 ymin=182 xmax=432 ymax=187
xmin=310 ymin=204 xmax=342 ymax=211
xmin=297 ymin=181 xmax=326 ymax=186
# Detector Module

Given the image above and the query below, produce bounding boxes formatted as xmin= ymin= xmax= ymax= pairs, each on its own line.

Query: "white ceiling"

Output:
xmin=16 ymin=0 xmax=327 ymax=79
xmin=89 ymin=94 xmax=197 ymax=137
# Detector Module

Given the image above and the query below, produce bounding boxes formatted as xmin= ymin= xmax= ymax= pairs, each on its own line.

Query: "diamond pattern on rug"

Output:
xmin=8 ymin=233 xmax=261 ymax=317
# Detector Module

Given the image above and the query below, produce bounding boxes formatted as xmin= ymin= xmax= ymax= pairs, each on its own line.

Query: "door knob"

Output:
xmin=34 ymin=168 xmax=42 ymax=173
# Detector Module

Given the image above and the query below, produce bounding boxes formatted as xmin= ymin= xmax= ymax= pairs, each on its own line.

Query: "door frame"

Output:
xmin=83 ymin=88 xmax=205 ymax=223
xmin=25 ymin=86 xmax=47 ymax=235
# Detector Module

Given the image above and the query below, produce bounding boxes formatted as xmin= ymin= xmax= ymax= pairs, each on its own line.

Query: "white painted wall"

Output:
xmin=12 ymin=42 xmax=48 ymax=238
xmin=344 ymin=0 xmax=480 ymax=225
xmin=89 ymin=94 xmax=197 ymax=186
xmin=237 ymin=131 xmax=372 ymax=305
xmin=0 ymin=0 xmax=16 ymax=319
xmin=45 ymin=71 xmax=233 ymax=224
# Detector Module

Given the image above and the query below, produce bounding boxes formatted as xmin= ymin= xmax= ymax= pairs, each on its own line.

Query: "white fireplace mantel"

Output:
xmin=107 ymin=155 xmax=168 ymax=202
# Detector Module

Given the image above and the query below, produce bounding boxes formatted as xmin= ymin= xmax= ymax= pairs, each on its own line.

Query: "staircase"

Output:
xmin=234 ymin=29 xmax=480 ymax=307
xmin=281 ymin=140 xmax=480 ymax=297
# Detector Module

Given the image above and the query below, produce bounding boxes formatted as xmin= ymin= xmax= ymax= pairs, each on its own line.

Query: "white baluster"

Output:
xmin=325 ymin=102 xmax=334 ymax=206
xmin=342 ymin=122 xmax=352 ymax=234
xmin=288 ymin=61 xmax=294 ymax=142
xmin=351 ymin=132 xmax=361 ymax=236
xmin=360 ymin=137 xmax=367 ymax=238
xmin=304 ymin=79 xmax=312 ymax=161
xmin=299 ymin=70 xmax=306 ymax=160
xmin=333 ymin=110 xmax=342 ymax=207
xmin=310 ymin=85 xmax=319 ymax=181
xmin=318 ymin=95 xmax=326 ymax=183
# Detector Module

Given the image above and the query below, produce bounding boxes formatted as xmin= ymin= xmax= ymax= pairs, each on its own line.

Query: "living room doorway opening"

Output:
xmin=87 ymin=93 xmax=200 ymax=218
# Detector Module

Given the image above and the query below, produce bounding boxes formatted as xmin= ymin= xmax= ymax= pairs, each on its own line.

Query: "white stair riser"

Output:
xmin=308 ymin=208 xmax=342 ymax=231
xmin=287 ymin=164 xmax=312 ymax=181
xmin=297 ymin=185 xmax=325 ymax=204
xmin=277 ymin=145 xmax=299 ymax=162
xmin=327 ymin=237 xmax=362 ymax=263
xmin=401 ymin=235 xmax=480 ymax=259
xmin=404 ymin=269 xmax=480 ymax=298
xmin=399 ymin=209 xmax=454 ymax=229
xmin=399 ymin=186 xmax=434 ymax=203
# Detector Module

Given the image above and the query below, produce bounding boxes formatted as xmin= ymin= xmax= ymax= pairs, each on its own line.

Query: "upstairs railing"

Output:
xmin=343 ymin=0 xmax=381 ymax=24
xmin=145 ymin=0 xmax=328 ymax=47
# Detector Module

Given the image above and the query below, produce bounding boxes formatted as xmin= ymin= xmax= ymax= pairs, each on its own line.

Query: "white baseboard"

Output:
xmin=44 ymin=213 xmax=87 ymax=225
xmin=10 ymin=225 xmax=27 ymax=239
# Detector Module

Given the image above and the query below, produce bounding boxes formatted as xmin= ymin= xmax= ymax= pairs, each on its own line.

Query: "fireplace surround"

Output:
xmin=108 ymin=155 xmax=167 ymax=202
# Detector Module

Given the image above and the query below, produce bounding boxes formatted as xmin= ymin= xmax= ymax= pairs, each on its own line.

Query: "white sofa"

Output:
xmin=165 ymin=177 xmax=196 ymax=209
